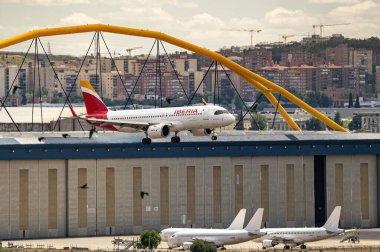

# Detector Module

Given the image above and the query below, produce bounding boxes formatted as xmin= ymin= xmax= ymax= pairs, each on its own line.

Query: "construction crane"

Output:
xmin=223 ymin=29 xmax=262 ymax=47
xmin=312 ymin=23 xmax=350 ymax=37
xmin=281 ymin=34 xmax=310 ymax=44
xmin=126 ymin=47 xmax=142 ymax=56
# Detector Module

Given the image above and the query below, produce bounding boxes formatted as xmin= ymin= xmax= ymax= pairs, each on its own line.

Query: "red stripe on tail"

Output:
xmin=82 ymin=92 xmax=108 ymax=115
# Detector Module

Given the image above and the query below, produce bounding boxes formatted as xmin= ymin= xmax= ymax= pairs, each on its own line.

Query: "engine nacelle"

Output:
xmin=190 ymin=128 xmax=212 ymax=136
xmin=147 ymin=124 xmax=170 ymax=138
xmin=262 ymin=239 xmax=279 ymax=248
xmin=182 ymin=242 xmax=193 ymax=250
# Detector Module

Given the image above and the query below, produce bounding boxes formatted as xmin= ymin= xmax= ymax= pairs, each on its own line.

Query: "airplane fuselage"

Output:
xmin=168 ymin=229 xmax=262 ymax=248
xmin=85 ymin=105 xmax=234 ymax=133
xmin=160 ymin=228 xmax=188 ymax=242
xmin=259 ymin=227 xmax=344 ymax=245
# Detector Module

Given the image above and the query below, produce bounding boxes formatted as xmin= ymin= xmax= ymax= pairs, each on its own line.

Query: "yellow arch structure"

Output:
xmin=0 ymin=24 xmax=347 ymax=132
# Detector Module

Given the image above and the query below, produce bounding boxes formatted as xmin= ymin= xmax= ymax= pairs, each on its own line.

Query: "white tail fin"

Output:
xmin=244 ymin=208 xmax=264 ymax=233
xmin=227 ymin=209 xmax=246 ymax=230
xmin=323 ymin=206 xmax=341 ymax=231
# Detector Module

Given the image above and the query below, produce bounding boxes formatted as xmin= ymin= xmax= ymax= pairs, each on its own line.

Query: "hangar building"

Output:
xmin=0 ymin=131 xmax=378 ymax=239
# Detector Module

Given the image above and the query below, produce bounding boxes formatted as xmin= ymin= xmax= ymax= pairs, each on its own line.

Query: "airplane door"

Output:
xmin=203 ymin=107 xmax=209 ymax=120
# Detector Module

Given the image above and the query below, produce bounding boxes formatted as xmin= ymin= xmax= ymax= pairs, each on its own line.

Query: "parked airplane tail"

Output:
xmin=244 ymin=208 xmax=264 ymax=233
xmin=80 ymin=80 xmax=108 ymax=115
xmin=322 ymin=206 xmax=341 ymax=231
xmin=227 ymin=209 xmax=246 ymax=230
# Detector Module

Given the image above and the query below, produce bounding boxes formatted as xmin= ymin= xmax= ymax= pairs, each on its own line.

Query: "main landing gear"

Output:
xmin=142 ymin=131 xmax=152 ymax=144
xmin=211 ymin=129 xmax=217 ymax=141
xmin=142 ymin=137 xmax=152 ymax=144
xmin=300 ymin=244 xmax=307 ymax=249
xmin=171 ymin=132 xmax=180 ymax=143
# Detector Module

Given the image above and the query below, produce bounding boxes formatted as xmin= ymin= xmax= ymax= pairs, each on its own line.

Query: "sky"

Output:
xmin=0 ymin=0 xmax=379 ymax=56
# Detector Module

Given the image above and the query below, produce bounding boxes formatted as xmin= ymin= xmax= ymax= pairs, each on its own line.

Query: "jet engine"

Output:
xmin=182 ymin=242 xmax=193 ymax=250
xmin=190 ymin=128 xmax=212 ymax=136
xmin=147 ymin=124 xmax=170 ymax=138
xmin=262 ymin=239 xmax=279 ymax=248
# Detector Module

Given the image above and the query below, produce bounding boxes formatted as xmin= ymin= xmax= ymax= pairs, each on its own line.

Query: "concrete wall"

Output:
xmin=326 ymin=155 xmax=378 ymax=228
xmin=0 ymin=154 xmax=377 ymax=239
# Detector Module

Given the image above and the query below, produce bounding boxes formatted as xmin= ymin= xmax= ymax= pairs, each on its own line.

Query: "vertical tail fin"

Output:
xmin=244 ymin=208 xmax=264 ymax=233
xmin=227 ymin=209 xmax=246 ymax=230
xmin=80 ymin=80 xmax=108 ymax=115
xmin=322 ymin=206 xmax=341 ymax=231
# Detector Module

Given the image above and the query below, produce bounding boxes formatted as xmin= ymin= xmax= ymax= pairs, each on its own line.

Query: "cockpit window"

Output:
xmin=214 ymin=110 xmax=228 ymax=115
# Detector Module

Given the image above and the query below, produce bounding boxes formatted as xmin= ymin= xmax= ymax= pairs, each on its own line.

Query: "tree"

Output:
xmin=234 ymin=95 xmax=243 ymax=111
xmin=140 ymin=230 xmax=161 ymax=249
xmin=21 ymin=93 xmax=27 ymax=105
xmin=333 ymin=112 xmax=343 ymax=126
xmin=190 ymin=240 xmax=216 ymax=252
xmin=304 ymin=91 xmax=332 ymax=108
xmin=354 ymin=95 xmax=360 ymax=108
xmin=250 ymin=114 xmax=267 ymax=130
xmin=256 ymin=101 xmax=270 ymax=111
xmin=235 ymin=111 xmax=244 ymax=130
xmin=348 ymin=114 xmax=362 ymax=131
xmin=348 ymin=92 xmax=353 ymax=108
xmin=305 ymin=117 xmax=323 ymax=131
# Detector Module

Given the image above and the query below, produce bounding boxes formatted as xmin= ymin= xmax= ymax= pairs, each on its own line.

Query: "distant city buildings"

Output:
xmin=0 ymin=42 xmax=378 ymax=108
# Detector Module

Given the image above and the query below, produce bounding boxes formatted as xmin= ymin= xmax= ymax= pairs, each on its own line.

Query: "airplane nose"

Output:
xmin=228 ymin=114 xmax=235 ymax=124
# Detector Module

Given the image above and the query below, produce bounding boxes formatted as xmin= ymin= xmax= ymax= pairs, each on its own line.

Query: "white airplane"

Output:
xmin=70 ymin=80 xmax=235 ymax=144
xmin=259 ymin=206 xmax=345 ymax=249
xmin=160 ymin=208 xmax=246 ymax=242
xmin=168 ymin=208 xmax=264 ymax=249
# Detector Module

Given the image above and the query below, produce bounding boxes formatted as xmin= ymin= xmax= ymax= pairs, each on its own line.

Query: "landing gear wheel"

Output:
xmin=284 ymin=245 xmax=290 ymax=250
xmin=300 ymin=244 xmax=306 ymax=249
xmin=142 ymin=137 xmax=152 ymax=144
xmin=171 ymin=136 xmax=180 ymax=143
xmin=211 ymin=129 xmax=217 ymax=141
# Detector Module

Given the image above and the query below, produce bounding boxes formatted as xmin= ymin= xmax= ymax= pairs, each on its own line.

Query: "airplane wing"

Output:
xmin=77 ymin=116 xmax=181 ymax=131
xmin=267 ymin=233 xmax=303 ymax=244
xmin=191 ymin=237 xmax=222 ymax=246
xmin=83 ymin=117 xmax=151 ymax=129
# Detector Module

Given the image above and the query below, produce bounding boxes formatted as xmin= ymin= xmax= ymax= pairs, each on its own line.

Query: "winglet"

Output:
xmin=227 ymin=209 xmax=246 ymax=230
xmin=323 ymin=206 xmax=341 ymax=231
xmin=244 ymin=208 xmax=264 ymax=233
